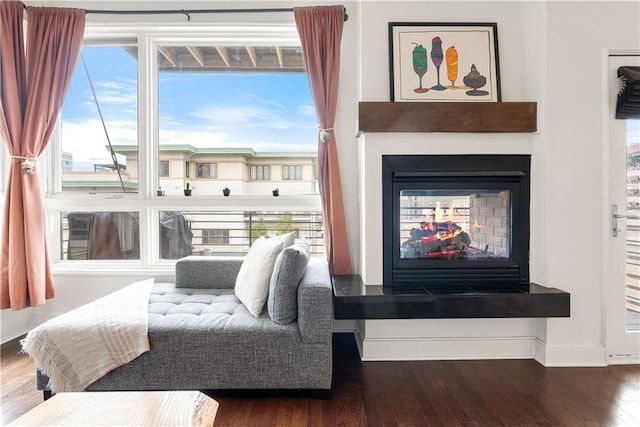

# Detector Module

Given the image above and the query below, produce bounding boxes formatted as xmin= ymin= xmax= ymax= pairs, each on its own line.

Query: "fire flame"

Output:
xmin=433 ymin=201 xmax=455 ymax=222
xmin=433 ymin=202 xmax=443 ymax=221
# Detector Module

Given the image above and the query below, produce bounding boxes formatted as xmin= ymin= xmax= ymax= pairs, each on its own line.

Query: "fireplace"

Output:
xmin=333 ymin=106 xmax=568 ymax=320
xmin=383 ymin=154 xmax=530 ymax=287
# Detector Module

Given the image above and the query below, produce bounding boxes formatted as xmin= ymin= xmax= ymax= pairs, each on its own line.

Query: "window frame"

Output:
xmin=48 ymin=36 xmax=141 ymax=196
xmin=283 ymin=165 xmax=302 ymax=180
xmin=250 ymin=165 xmax=271 ymax=181
xmin=159 ymin=160 xmax=170 ymax=177
xmin=195 ymin=162 xmax=217 ymax=179
xmin=202 ymin=228 xmax=230 ymax=245
xmin=43 ymin=25 xmax=321 ymax=274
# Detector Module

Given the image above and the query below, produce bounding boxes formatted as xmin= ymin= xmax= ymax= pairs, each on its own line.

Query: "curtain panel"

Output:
xmin=294 ymin=5 xmax=352 ymax=275
xmin=0 ymin=1 xmax=85 ymax=310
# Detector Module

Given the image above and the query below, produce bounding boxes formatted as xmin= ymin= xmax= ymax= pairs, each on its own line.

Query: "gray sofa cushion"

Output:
xmin=81 ymin=282 xmax=332 ymax=391
xmin=175 ymin=256 xmax=243 ymax=289
xmin=267 ymin=239 xmax=311 ymax=324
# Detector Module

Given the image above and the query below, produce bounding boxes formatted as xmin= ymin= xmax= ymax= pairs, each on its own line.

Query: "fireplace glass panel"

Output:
xmin=399 ymin=189 xmax=511 ymax=260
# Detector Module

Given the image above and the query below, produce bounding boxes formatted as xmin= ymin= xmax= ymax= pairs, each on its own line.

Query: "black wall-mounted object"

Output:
xmin=382 ymin=154 xmax=531 ymax=287
xmin=616 ymin=66 xmax=640 ymax=119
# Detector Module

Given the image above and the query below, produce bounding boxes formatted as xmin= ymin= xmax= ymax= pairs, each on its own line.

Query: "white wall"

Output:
xmin=537 ymin=1 xmax=639 ymax=365
xmin=3 ymin=1 xmax=640 ymax=367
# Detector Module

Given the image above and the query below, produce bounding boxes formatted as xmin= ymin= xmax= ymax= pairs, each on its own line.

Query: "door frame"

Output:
xmin=604 ymin=49 xmax=640 ymax=365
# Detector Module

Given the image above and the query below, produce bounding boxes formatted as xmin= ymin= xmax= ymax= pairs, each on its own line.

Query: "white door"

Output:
xmin=608 ymin=54 xmax=640 ymax=364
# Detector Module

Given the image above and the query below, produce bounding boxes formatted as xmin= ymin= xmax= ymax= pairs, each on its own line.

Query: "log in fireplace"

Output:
xmin=383 ymin=154 xmax=530 ymax=287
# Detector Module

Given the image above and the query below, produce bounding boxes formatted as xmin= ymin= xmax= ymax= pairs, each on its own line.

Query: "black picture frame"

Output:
xmin=389 ymin=22 xmax=501 ymax=102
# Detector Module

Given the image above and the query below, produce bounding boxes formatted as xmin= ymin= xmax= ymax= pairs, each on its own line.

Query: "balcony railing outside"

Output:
xmin=626 ymin=209 xmax=640 ymax=323
xmin=184 ymin=210 xmax=325 ymax=257
xmin=60 ymin=210 xmax=324 ymax=261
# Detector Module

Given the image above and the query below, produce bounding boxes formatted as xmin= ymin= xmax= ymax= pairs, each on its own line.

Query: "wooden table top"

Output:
xmin=9 ymin=390 xmax=219 ymax=426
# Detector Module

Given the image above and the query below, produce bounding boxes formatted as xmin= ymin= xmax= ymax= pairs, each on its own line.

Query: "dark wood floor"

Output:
xmin=2 ymin=333 xmax=639 ymax=426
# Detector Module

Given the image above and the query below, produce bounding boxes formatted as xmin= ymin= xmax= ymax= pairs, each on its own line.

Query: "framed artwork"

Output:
xmin=389 ymin=22 xmax=501 ymax=102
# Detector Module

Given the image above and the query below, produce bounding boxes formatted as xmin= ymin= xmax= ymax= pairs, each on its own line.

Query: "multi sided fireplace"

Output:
xmin=383 ymin=154 xmax=530 ymax=287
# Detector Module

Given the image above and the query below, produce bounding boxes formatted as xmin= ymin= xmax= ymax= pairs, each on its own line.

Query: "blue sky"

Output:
xmin=61 ymin=46 xmax=318 ymax=170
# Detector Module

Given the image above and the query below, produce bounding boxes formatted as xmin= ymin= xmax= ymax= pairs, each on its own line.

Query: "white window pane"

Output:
xmin=159 ymin=211 xmax=193 ymax=259
xmin=60 ymin=46 xmax=138 ymax=193
xmin=283 ymin=165 xmax=302 ymax=181
xmin=157 ymin=44 xmax=317 ymax=195
xmin=159 ymin=210 xmax=324 ymax=258
xmin=159 ymin=161 xmax=169 ymax=177
xmin=196 ymin=163 xmax=207 ymax=178
xmin=61 ymin=211 xmax=140 ymax=260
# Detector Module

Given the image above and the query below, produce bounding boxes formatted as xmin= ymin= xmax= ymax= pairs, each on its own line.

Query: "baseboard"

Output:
xmin=0 ymin=326 xmax=29 ymax=345
xmin=535 ymin=338 xmax=608 ymax=366
xmin=608 ymin=354 xmax=640 ymax=365
xmin=359 ymin=336 xmax=536 ymax=361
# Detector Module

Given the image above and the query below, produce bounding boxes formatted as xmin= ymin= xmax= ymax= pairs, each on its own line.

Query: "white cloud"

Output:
xmin=61 ymin=75 xmax=317 ymax=167
xmin=193 ymin=103 xmax=316 ymax=132
xmin=82 ymin=79 xmax=137 ymax=107
xmin=61 ymin=119 xmax=137 ymax=167
xmin=61 ymin=116 xmax=316 ymax=169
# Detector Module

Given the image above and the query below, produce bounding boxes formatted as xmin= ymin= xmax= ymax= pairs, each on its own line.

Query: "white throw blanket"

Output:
xmin=22 ymin=278 xmax=154 ymax=393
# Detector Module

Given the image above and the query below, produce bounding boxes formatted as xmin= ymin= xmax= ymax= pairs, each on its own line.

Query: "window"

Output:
xmin=59 ymin=44 xmax=138 ymax=193
xmin=196 ymin=163 xmax=217 ymax=179
xmin=157 ymin=42 xmax=316 ymax=195
xmin=159 ymin=161 xmax=170 ymax=177
xmin=283 ymin=165 xmax=302 ymax=180
xmin=251 ymin=165 xmax=270 ymax=181
xmin=61 ymin=211 xmax=140 ymax=260
xmin=202 ymin=229 xmax=229 ymax=245
xmin=45 ymin=27 xmax=323 ymax=266
xmin=159 ymin=210 xmax=323 ymax=259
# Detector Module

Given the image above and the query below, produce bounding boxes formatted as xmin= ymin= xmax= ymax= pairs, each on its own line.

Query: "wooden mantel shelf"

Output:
xmin=359 ymin=101 xmax=537 ymax=133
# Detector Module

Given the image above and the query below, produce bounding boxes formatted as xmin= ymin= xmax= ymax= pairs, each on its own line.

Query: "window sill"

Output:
xmin=51 ymin=261 xmax=175 ymax=276
xmin=45 ymin=193 xmax=322 ymax=210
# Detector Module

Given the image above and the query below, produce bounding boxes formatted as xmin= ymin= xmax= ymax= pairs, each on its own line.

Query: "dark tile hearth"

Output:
xmin=332 ymin=275 xmax=570 ymax=319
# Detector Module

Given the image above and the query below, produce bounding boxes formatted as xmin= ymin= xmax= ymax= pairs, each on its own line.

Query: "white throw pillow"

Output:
xmin=234 ymin=236 xmax=286 ymax=317
xmin=276 ymin=231 xmax=297 ymax=248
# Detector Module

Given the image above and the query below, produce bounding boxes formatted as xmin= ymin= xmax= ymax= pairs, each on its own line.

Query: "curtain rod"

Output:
xmin=24 ymin=5 xmax=348 ymax=22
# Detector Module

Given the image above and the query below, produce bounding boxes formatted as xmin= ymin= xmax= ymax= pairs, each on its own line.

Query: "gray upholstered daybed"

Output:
xmin=36 ymin=239 xmax=333 ymax=397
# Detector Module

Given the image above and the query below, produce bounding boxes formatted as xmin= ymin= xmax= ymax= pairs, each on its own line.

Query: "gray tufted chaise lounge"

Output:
xmin=37 ymin=248 xmax=333 ymax=397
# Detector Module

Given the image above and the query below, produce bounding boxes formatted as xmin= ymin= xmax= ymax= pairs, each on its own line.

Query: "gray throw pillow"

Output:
xmin=267 ymin=238 xmax=311 ymax=324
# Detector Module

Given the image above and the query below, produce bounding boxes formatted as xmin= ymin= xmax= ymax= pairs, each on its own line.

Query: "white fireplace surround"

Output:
xmin=352 ymin=131 xmax=570 ymax=363
xmin=358 ymin=132 xmax=534 ymax=285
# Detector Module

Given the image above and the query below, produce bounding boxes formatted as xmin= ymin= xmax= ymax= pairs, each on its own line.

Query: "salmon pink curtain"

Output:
xmin=0 ymin=2 xmax=85 ymax=310
xmin=294 ymin=5 xmax=351 ymax=274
